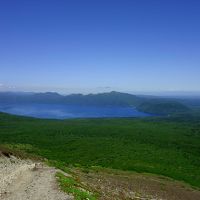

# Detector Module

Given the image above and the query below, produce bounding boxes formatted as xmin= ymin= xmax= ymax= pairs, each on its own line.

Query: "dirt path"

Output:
xmin=0 ymin=155 xmax=73 ymax=200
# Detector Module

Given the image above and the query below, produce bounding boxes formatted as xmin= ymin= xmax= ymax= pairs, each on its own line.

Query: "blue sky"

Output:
xmin=0 ymin=0 xmax=200 ymax=94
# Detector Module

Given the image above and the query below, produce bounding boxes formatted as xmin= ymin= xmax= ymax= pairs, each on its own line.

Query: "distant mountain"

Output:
xmin=0 ymin=91 xmax=191 ymax=115
xmin=63 ymin=91 xmax=142 ymax=106
xmin=0 ymin=91 xmax=142 ymax=106
xmin=0 ymin=92 xmax=63 ymax=104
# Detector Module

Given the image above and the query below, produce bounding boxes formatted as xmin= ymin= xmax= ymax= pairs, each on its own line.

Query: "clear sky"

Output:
xmin=0 ymin=0 xmax=200 ymax=94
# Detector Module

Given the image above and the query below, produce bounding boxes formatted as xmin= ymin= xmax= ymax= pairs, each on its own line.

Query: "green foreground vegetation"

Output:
xmin=56 ymin=172 xmax=97 ymax=200
xmin=0 ymin=112 xmax=200 ymax=188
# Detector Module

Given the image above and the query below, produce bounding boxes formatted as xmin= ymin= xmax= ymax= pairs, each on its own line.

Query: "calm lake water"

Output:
xmin=0 ymin=103 xmax=153 ymax=119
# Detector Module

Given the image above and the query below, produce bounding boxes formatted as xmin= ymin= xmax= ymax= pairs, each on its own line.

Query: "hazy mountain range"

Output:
xmin=0 ymin=91 xmax=198 ymax=115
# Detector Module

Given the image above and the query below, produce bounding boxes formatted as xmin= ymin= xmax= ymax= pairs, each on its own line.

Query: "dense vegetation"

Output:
xmin=0 ymin=112 xmax=200 ymax=188
xmin=137 ymin=101 xmax=190 ymax=115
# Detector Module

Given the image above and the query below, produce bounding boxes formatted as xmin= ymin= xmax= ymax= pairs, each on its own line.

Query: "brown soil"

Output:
xmin=75 ymin=168 xmax=200 ymax=200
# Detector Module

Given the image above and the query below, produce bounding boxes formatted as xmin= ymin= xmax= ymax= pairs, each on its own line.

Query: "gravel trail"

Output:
xmin=0 ymin=155 xmax=73 ymax=200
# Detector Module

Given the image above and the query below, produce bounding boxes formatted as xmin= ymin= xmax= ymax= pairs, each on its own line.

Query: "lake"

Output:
xmin=0 ymin=103 xmax=153 ymax=119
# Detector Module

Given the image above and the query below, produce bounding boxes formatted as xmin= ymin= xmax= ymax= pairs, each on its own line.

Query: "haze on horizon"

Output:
xmin=1 ymin=0 xmax=200 ymax=94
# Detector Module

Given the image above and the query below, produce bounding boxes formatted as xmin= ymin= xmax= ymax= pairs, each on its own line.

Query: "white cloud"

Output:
xmin=0 ymin=83 xmax=17 ymax=91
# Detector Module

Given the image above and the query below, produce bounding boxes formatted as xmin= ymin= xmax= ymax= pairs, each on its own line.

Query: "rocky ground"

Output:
xmin=0 ymin=153 xmax=73 ymax=200
xmin=1 ymin=151 xmax=200 ymax=200
xmin=76 ymin=168 xmax=200 ymax=200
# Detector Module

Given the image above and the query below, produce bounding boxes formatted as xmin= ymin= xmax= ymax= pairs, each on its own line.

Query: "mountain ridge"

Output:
xmin=0 ymin=91 xmax=191 ymax=115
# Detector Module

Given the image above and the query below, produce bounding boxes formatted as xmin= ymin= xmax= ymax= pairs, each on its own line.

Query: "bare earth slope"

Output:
xmin=0 ymin=155 xmax=73 ymax=200
xmin=1 ymin=153 xmax=200 ymax=200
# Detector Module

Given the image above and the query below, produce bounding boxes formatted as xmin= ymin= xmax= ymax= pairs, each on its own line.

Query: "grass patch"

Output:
xmin=0 ymin=144 xmax=42 ymax=161
xmin=56 ymin=172 xmax=97 ymax=200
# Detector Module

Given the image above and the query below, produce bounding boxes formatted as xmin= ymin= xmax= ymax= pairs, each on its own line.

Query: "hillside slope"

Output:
xmin=0 ymin=112 xmax=200 ymax=188
xmin=137 ymin=101 xmax=190 ymax=115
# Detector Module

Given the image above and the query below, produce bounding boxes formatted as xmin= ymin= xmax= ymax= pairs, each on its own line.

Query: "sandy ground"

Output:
xmin=0 ymin=155 xmax=73 ymax=200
